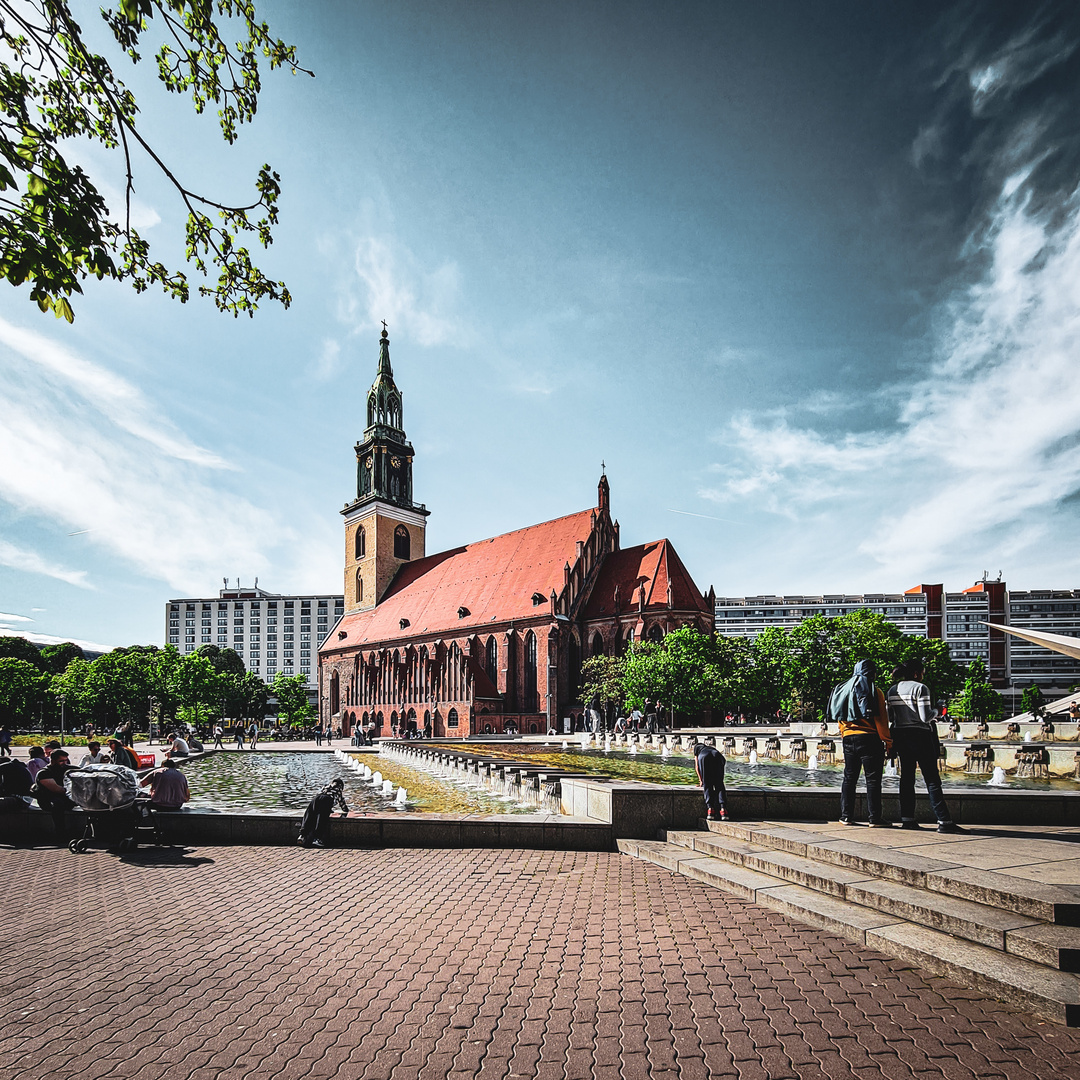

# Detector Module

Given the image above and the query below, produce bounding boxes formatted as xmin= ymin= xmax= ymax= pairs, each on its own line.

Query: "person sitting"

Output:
xmin=138 ymin=759 xmax=190 ymax=811
xmin=26 ymin=746 xmax=49 ymax=782
xmin=80 ymin=741 xmax=110 ymax=766
xmin=33 ymin=748 xmax=79 ymax=838
xmin=106 ymin=738 xmax=139 ymax=771
xmin=164 ymin=733 xmax=190 ymax=758
xmin=0 ymin=756 xmax=33 ymax=810
xmin=298 ymin=778 xmax=349 ymax=848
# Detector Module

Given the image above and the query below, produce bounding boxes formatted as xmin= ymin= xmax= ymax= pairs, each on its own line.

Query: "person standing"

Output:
xmin=213 ymin=723 xmax=224 ymax=750
xmin=830 ymin=659 xmax=892 ymax=827
xmin=314 ymin=725 xmax=323 ymax=747
xmin=693 ymin=739 xmax=729 ymax=821
xmin=248 ymin=721 xmax=259 ymax=749
xmin=887 ymin=661 xmax=961 ymax=833
xmin=0 ymin=724 xmax=11 ymax=759
xmin=234 ymin=724 xmax=245 ymax=750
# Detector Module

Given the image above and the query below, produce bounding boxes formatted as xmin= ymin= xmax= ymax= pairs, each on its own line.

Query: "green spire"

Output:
xmin=378 ymin=320 xmax=393 ymax=376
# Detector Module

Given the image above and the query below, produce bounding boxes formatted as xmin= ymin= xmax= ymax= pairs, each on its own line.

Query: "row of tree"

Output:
xmin=0 ymin=638 xmax=314 ymax=733
xmin=580 ymin=611 xmax=1004 ymax=723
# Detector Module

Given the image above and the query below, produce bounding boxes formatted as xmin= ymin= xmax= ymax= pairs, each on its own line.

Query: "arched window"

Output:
xmin=355 ymin=525 xmax=365 ymax=559
xmin=648 ymin=624 xmax=663 ymax=643
xmin=591 ymin=632 xmax=605 ymax=657
xmin=569 ymin=635 xmax=581 ymax=695
xmin=486 ymin=636 xmax=498 ymax=685
xmin=355 ymin=569 xmax=363 ymax=604
xmin=447 ymin=707 xmax=459 ymax=728
xmin=394 ymin=524 xmax=410 ymax=559
xmin=524 ymin=631 xmax=538 ymax=713
xmin=329 ymin=671 xmax=340 ymax=715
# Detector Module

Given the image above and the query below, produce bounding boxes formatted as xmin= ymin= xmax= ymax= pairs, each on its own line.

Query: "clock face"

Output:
xmin=391 ymin=456 xmax=401 ymax=468
xmin=365 ymin=456 xmax=373 ymax=469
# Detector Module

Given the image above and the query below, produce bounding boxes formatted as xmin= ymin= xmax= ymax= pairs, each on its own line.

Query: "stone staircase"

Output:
xmin=618 ymin=819 xmax=1080 ymax=1026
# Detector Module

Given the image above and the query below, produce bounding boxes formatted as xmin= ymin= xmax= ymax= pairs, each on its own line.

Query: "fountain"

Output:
xmin=660 ymin=745 xmax=669 ymax=759
xmin=884 ymin=760 xmax=898 ymax=778
xmin=806 ymin=754 xmax=818 ymax=771
xmin=395 ymin=787 xmax=408 ymax=805
xmin=382 ymin=779 xmax=394 ymax=795
xmin=988 ymin=766 xmax=1008 ymax=786
xmin=629 ymin=742 xmax=638 ymax=756
xmin=748 ymin=750 xmax=758 ymax=766
xmin=561 ymin=741 xmax=569 ymax=750
xmin=371 ymin=771 xmax=383 ymax=786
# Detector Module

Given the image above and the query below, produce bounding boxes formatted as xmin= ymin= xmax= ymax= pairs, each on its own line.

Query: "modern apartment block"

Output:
xmin=166 ymin=584 xmax=345 ymax=693
xmin=715 ymin=576 xmax=1080 ymax=691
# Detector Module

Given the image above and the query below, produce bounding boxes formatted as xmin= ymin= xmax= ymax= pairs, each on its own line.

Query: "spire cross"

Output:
xmin=601 ymin=459 xmax=606 ymax=473
xmin=381 ymin=320 xmax=388 ymax=334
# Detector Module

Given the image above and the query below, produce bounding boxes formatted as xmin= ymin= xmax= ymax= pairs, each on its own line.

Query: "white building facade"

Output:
xmin=166 ymin=584 xmax=345 ymax=692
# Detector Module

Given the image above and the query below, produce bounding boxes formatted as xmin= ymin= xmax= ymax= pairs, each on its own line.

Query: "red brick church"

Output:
xmin=318 ymin=329 xmax=714 ymax=738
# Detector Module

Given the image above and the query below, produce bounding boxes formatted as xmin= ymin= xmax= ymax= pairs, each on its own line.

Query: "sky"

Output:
xmin=3 ymin=0 xmax=1080 ymax=651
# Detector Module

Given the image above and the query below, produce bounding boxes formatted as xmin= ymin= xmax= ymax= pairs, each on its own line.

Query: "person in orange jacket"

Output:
xmin=830 ymin=659 xmax=892 ymax=827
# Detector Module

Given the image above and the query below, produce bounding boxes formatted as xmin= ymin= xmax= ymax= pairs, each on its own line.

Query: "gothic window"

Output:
xmin=447 ymin=707 xmax=459 ymax=728
xmin=355 ymin=569 xmax=363 ymax=605
xmin=330 ymin=671 xmax=340 ymax=715
xmin=591 ymin=632 xmax=605 ymax=657
xmin=355 ymin=526 xmax=365 ymax=559
xmin=486 ymin=636 xmax=498 ymax=686
xmin=524 ymin=631 xmax=538 ymax=713
xmin=648 ymin=624 xmax=663 ymax=643
xmin=569 ymin=635 xmax=581 ymax=695
xmin=394 ymin=525 xmax=410 ymax=559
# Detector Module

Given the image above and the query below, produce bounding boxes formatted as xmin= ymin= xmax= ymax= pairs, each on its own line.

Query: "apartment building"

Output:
xmin=166 ymin=584 xmax=345 ymax=693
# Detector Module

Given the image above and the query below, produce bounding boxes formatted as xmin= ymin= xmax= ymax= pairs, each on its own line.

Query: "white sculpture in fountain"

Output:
xmin=988 ymin=766 xmax=1008 ymax=786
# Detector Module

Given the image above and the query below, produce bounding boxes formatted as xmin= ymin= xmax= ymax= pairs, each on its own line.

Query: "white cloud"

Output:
xmin=706 ymin=171 xmax=1080 ymax=586
xmin=0 ymin=539 xmax=91 ymax=588
xmin=309 ymin=337 xmax=342 ymax=381
xmin=346 ymin=236 xmax=470 ymax=347
xmin=0 ymin=627 xmax=114 ymax=653
xmin=0 ymin=610 xmax=34 ymax=623
xmin=0 ymin=320 xmax=296 ymax=592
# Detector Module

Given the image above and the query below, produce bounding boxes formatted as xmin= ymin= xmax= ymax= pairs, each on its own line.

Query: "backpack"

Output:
xmin=827 ymin=677 xmax=855 ymax=725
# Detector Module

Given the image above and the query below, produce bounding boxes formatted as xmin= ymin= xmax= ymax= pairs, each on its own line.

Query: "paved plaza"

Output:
xmin=4 ymin=844 xmax=1080 ymax=1080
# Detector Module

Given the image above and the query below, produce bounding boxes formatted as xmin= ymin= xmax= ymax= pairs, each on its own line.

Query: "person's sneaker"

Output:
xmin=706 ymin=810 xmax=719 ymax=821
xmin=900 ymin=821 xmax=921 ymax=830
xmin=937 ymin=822 xmax=964 ymax=834
xmin=839 ymin=818 xmax=856 ymax=826
xmin=867 ymin=821 xmax=892 ymax=828
xmin=719 ymin=809 xmax=730 ymax=821
xmin=311 ymin=839 xmax=327 ymax=848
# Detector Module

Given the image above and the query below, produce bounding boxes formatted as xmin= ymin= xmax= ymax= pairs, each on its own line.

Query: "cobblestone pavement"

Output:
xmin=4 ymin=846 xmax=1080 ymax=1080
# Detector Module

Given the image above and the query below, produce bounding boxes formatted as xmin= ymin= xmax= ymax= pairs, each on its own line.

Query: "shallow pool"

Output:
xmin=451 ymin=742 xmax=1080 ymax=792
xmin=181 ymin=751 xmax=542 ymax=814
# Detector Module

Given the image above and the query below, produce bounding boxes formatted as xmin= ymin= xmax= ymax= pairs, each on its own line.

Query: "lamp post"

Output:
xmin=148 ymin=696 xmax=158 ymax=745
xmin=59 ymin=695 xmax=66 ymax=747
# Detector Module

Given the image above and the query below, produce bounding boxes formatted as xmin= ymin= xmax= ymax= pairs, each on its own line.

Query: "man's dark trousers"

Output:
xmin=695 ymin=746 xmax=728 ymax=817
xmin=893 ymin=728 xmax=952 ymax=823
xmin=840 ymin=733 xmax=886 ymax=823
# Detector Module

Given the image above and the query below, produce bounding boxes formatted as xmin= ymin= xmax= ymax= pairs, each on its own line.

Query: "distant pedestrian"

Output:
xmin=213 ymin=724 xmax=224 ymax=750
xmin=0 ymin=724 xmax=11 ymax=759
xmin=693 ymin=740 xmax=729 ymax=821
xmin=298 ymin=778 xmax=349 ymax=848
xmin=248 ymin=722 xmax=259 ymax=749
xmin=314 ymin=726 xmax=323 ymax=747
xmin=234 ymin=725 xmax=245 ymax=750
xmin=325 ymin=724 xmax=332 ymax=746
xmin=830 ymin=660 xmax=892 ymax=827
xmin=887 ymin=661 xmax=961 ymax=834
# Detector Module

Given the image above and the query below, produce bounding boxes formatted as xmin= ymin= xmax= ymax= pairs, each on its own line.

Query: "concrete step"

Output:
xmin=618 ymin=837 xmax=1080 ymax=1027
xmin=666 ymin=828 xmax=1050 ymax=954
xmin=691 ymin=820 xmax=1080 ymax=925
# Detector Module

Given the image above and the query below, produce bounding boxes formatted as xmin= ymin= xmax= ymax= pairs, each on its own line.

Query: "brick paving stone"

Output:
xmin=5 ymin=847 xmax=1080 ymax=1080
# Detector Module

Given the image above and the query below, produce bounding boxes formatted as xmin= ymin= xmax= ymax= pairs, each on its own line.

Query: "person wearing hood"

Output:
xmin=829 ymin=659 xmax=892 ymax=827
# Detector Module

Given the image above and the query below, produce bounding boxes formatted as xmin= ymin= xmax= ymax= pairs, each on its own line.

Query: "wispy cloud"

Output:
xmin=309 ymin=337 xmax=342 ymax=381
xmin=0 ymin=610 xmax=34 ymax=623
xmin=705 ymin=170 xmax=1080 ymax=583
xmin=0 ymin=319 xmax=294 ymax=592
xmin=0 ymin=627 xmax=114 ymax=653
xmin=343 ymin=236 xmax=471 ymax=347
xmin=0 ymin=539 xmax=91 ymax=588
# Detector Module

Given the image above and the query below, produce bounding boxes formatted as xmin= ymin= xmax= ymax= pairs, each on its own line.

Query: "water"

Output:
xmin=181 ymin=752 xmax=541 ymax=814
xmin=452 ymin=742 xmax=1079 ymax=792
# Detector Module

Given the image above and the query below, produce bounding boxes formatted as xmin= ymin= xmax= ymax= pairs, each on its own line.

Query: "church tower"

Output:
xmin=342 ymin=325 xmax=429 ymax=614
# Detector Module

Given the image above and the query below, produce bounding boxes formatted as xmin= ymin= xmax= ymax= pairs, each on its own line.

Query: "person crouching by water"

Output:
xmin=887 ymin=661 xmax=961 ymax=833
xmin=139 ymin=758 xmax=190 ymax=812
xmin=830 ymin=659 xmax=892 ymax=827
xmin=693 ymin=738 xmax=729 ymax=822
xmin=106 ymin=738 xmax=139 ymax=771
xmin=298 ymin=778 xmax=350 ymax=848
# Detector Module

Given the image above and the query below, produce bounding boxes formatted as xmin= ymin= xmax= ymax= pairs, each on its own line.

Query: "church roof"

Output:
xmin=581 ymin=539 xmax=711 ymax=619
xmin=324 ymin=508 xmax=597 ymax=649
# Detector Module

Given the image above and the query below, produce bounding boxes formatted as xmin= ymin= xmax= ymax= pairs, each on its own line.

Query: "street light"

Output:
xmin=148 ymin=696 xmax=158 ymax=745
xmin=59 ymin=694 xmax=66 ymax=747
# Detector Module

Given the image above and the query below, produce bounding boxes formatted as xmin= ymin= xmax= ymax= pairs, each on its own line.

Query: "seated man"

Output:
xmin=165 ymin=732 xmax=190 ymax=758
xmin=106 ymin=738 xmax=139 ymax=771
xmin=139 ymin=759 xmax=190 ymax=811
xmin=33 ymin=748 xmax=79 ymax=838
xmin=26 ymin=746 xmax=49 ymax=781
xmin=80 ymin=741 xmax=110 ymax=766
xmin=0 ymin=756 xmax=33 ymax=811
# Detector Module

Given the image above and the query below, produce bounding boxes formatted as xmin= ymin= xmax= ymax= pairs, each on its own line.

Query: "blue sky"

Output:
xmin=3 ymin=1 xmax=1080 ymax=651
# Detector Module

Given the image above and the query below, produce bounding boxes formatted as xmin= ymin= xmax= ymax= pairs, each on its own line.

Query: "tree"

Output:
xmin=233 ymin=669 xmax=268 ymax=724
xmin=0 ymin=656 xmax=49 ymax=724
xmin=172 ymin=650 xmax=221 ymax=729
xmin=39 ymin=640 xmax=85 ymax=674
xmin=579 ymin=654 xmax=627 ymax=722
xmin=0 ymin=634 xmax=45 ymax=668
xmin=1021 ymin=683 xmax=1046 ymax=721
xmin=271 ymin=670 xmax=313 ymax=729
xmin=0 ymin=1 xmax=311 ymax=322
xmin=949 ymin=657 xmax=1005 ymax=723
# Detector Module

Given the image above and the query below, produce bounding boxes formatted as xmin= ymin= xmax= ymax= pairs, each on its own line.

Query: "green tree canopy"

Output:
xmin=949 ymin=657 xmax=1005 ymax=723
xmin=271 ymin=671 xmax=313 ymax=728
xmin=39 ymin=640 xmax=86 ymax=674
xmin=0 ymin=0 xmax=311 ymax=321
xmin=0 ymin=634 xmax=45 ymax=669
xmin=1021 ymin=683 xmax=1046 ymax=720
xmin=0 ymin=656 xmax=49 ymax=724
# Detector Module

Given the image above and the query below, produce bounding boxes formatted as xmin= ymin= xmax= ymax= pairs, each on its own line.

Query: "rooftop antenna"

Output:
xmin=223 ymin=577 xmax=228 ymax=588
xmin=255 ymin=576 xmax=259 ymax=587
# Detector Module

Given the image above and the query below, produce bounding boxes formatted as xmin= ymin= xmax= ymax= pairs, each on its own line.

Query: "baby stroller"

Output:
xmin=64 ymin=764 xmax=161 ymax=853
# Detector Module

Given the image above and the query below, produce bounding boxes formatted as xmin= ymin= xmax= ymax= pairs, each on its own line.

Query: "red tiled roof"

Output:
xmin=322 ymin=508 xmax=597 ymax=650
xmin=582 ymin=539 xmax=710 ymax=619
